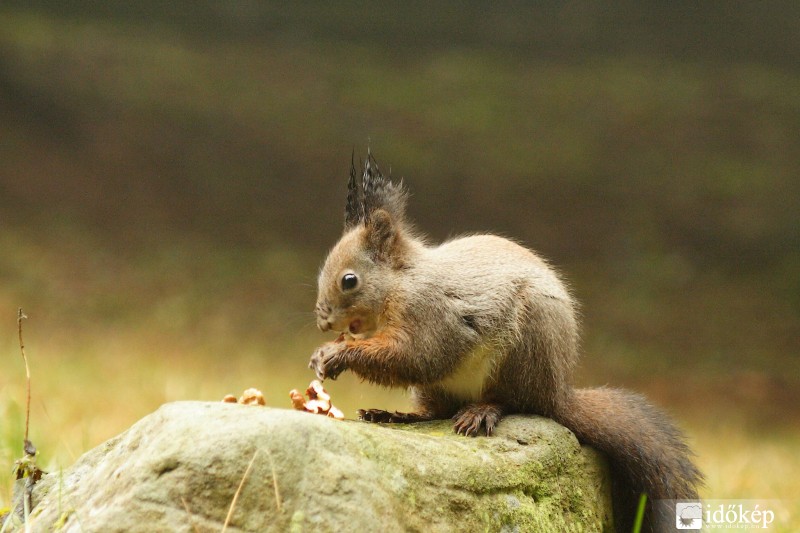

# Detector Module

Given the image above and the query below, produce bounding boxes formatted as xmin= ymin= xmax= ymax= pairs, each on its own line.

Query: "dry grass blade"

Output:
xmin=0 ymin=497 xmax=18 ymax=533
xmin=22 ymin=492 xmax=30 ymax=533
xmin=221 ymin=450 xmax=258 ymax=533
xmin=17 ymin=308 xmax=31 ymax=446
xmin=263 ymin=447 xmax=282 ymax=512
xmin=181 ymin=497 xmax=201 ymax=533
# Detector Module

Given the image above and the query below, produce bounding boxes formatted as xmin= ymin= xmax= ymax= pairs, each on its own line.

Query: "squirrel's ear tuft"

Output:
xmin=364 ymin=208 xmax=399 ymax=264
xmin=344 ymin=150 xmax=408 ymax=230
xmin=345 ymin=151 xmax=364 ymax=228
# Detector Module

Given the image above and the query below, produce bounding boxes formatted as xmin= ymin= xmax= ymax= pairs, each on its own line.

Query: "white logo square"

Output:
xmin=675 ymin=501 xmax=703 ymax=529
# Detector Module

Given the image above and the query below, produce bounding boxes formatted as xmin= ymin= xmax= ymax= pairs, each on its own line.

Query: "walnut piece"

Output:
xmin=327 ymin=405 xmax=345 ymax=419
xmin=240 ymin=388 xmax=266 ymax=406
xmin=289 ymin=380 xmax=344 ymax=420
xmin=221 ymin=388 xmax=266 ymax=406
xmin=289 ymin=389 xmax=305 ymax=410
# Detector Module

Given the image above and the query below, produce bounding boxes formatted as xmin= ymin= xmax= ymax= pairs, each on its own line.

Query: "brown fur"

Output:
xmin=309 ymin=155 xmax=702 ymax=532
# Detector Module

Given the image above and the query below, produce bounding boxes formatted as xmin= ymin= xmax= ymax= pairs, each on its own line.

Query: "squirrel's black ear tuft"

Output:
xmin=343 ymin=149 xmax=408 ymax=230
xmin=344 ymin=150 xmax=364 ymax=229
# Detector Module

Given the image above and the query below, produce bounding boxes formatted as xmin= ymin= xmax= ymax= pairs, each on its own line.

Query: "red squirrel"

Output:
xmin=309 ymin=153 xmax=702 ymax=532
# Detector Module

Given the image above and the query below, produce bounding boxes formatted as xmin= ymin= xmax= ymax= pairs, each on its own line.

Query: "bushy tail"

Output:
xmin=555 ymin=387 xmax=703 ymax=533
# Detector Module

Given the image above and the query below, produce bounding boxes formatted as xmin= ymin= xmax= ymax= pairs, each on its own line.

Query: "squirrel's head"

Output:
xmin=315 ymin=152 xmax=412 ymax=338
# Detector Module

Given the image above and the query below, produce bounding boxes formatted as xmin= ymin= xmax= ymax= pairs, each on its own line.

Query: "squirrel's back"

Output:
xmin=407 ymin=234 xmax=575 ymax=337
xmin=422 ymin=234 xmax=569 ymax=298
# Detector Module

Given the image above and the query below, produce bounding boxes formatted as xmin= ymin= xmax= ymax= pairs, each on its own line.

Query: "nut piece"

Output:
xmin=239 ymin=388 xmax=266 ymax=406
xmin=222 ymin=388 xmax=266 ymax=406
xmin=289 ymin=380 xmax=344 ymax=420
xmin=306 ymin=380 xmax=331 ymax=402
xmin=289 ymin=389 xmax=305 ymax=410
xmin=327 ymin=406 xmax=345 ymax=420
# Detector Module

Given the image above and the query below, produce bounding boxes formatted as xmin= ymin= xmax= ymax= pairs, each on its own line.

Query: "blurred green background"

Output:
xmin=1 ymin=0 xmax=799 ymax=520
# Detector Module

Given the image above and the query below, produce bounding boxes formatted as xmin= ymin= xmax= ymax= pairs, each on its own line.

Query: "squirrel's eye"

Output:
xmin=341 ymin=273 xmax=359 ymax=291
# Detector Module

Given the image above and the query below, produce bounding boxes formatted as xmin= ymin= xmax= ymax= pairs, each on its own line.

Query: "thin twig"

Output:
xmin=221 ymin=450 xmax=258 ymax=533
xmin=263 ymin=447 xmax=282 ymax=512
xmin=17 ymin=308 xmax=31 ymax=446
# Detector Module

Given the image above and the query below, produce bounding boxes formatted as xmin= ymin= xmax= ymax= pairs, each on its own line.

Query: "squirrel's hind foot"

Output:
xmin=452 ymin=403 xmax=503 ymax=437
xmin=358 ymin=409 xmax=432 ymax=424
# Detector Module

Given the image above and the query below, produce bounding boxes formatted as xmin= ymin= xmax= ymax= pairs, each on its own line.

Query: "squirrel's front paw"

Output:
xmin=308 ymin=342 xmax=347 ymax=381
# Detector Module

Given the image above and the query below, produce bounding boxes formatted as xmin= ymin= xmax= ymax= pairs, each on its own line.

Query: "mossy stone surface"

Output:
xmin=25 ymin=402 xmax=613 ymax=532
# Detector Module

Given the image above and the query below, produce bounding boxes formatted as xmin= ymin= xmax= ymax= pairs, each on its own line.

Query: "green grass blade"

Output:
xmin=632 ymin=493 xmax=647 ymax=533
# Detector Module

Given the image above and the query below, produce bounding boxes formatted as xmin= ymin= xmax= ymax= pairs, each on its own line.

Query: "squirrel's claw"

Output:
xmin=358 ymin=408 xmax=395 ymax=423
xmin=452 ymin=403 xmax=503 ymax=437
xmin=359 ymin=409 xmax=433 ymax=424
xmin=308 ymin=350 xmax=327 ymax=381
xmin=309 ymin=342 xmax=347 ymax=381
xmin=308 ymin=359 xmax=324 ymax=381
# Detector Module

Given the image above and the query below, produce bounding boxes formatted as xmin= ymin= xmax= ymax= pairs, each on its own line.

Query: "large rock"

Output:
xmin=22 ymin=402 xmax=613 ymax=532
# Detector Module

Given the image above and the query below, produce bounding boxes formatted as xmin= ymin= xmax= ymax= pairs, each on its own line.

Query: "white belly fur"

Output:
xmin=438 ymin=344 xmax=497 ymax=401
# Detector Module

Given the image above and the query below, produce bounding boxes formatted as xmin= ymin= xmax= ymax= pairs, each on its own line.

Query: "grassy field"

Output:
xmin=2 ymin=330 xmax=798 ymax=528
